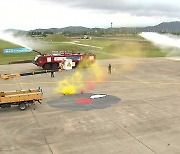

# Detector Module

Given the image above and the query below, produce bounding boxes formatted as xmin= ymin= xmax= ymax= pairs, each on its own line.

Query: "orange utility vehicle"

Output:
xmin=0 ymin=88 xmax=43 ymax=110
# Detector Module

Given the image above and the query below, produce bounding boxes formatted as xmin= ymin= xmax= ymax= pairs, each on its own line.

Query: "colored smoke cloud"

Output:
xmin=54 ymin=61 xmax=105 ymax=95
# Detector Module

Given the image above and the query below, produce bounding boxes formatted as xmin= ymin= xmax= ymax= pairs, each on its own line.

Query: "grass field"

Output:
xmin=0 ymin=40 xmax=36 ymax=64
xmin=78 ymin=39 xmax=166 ymax=58
xmin=0 ymin=38 xmax=92 ymax=64
xmin=0 ymin=34 xmax=167 ymax=64
xmin=42 ymin=34 xmax=70 ymax=42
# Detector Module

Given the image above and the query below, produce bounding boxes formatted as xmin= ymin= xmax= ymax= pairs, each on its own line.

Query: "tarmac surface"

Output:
xmin=0 ymin=57 xmax=180 ymax=154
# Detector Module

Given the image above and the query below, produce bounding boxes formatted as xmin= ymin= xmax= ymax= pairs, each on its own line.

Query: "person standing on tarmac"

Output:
xmin=108 ymin=64 xmax=112 ymax=74
xmin=51 ymin=69 xmax=55 ymax=78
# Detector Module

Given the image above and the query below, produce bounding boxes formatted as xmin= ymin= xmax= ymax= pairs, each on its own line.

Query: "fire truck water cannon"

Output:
xmin=32 ymin=49 xmax=43 ymax=55
xmin=33 ymin=51 xmax=96 ymax=70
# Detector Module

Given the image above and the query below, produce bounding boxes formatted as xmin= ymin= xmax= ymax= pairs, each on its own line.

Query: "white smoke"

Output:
xmin=140 ymin=32 xmax=180 ymax=58
xmin=0 ymin=31 xmax=32 ymax=49
xmin=140 ymin=32 xmax=180 ymax=48
xmin=0 ymin=31 xmax=48 ymax=52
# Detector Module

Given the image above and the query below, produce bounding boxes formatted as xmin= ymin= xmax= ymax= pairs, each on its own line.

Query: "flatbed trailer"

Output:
xmin=0 ymin=70 xmax=53 ymax=80
xmin=0 ymin=88 xmax=43 ymax=110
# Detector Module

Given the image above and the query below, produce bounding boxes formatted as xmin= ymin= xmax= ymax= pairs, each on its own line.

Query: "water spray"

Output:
xmin=140 ymin=32 xmax=180 ymax=58
xmin=0 ymin=31 xmax=32 ymax=50
xmin=140 ymin=32 xmax=180 ymax=49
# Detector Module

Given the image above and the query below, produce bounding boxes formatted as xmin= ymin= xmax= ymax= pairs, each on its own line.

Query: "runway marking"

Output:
xmin=1 ymin=80 xmax=180 ymax=86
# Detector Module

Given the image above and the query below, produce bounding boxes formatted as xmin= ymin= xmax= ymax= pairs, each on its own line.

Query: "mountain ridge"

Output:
xmin=4 ymin=21 xmax=180 ymax=34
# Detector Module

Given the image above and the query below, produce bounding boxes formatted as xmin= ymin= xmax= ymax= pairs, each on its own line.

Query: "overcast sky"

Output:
xmin=0 ymin=0 xmax=180 ymax=30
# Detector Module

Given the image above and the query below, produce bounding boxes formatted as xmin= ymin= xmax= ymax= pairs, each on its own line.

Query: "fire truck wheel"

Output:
xmin=52 ymin=63 xmax=59 ymax=70
xmin=19 ymin=102 xmax=27 ymax=110
xmin=43 ymin=63 xmax=51 ymax=70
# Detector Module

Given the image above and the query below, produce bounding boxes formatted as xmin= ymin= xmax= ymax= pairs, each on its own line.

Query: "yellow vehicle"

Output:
xmin=0 ymin=88 xmax=43 ymax=110
xmin=0 ymin=73 xmax=20 ymax=80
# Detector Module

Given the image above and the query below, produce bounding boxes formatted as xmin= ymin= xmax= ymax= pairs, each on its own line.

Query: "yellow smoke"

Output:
xmin=55 ymin=61 xmax=104 ymax=95
xmin=55 ymin=39 xmax=147 ymax=95
xmin=55 ymin=71 xmax=83 ymax=95
xmin=106 ymin=42 xmax=144 ymax=75
xmin=88 ymin=62 xmax=104 ymax=82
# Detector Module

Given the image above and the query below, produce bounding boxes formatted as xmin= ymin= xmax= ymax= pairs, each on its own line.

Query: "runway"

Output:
xmin=0 ymin=57 xmax=179 ymax=154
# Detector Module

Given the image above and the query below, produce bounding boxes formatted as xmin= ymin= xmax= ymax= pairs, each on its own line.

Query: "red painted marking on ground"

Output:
xmin=75 ymin=98 xmax=93 ymax=104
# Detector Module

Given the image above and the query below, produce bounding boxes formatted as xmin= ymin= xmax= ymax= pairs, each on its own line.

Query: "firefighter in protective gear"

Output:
xmin=108 ymin=64 xmax=111 ymax=74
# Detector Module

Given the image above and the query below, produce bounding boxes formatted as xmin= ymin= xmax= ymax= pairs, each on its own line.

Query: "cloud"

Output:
xmin=0 ymin=0 xmax=179 ymax=30
xmin=39 ymin=0 xmax=180 ymax=18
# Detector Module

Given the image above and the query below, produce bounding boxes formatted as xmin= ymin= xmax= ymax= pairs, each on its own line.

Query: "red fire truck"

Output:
xmin=33 ymin=51 xmax=96 ymax=70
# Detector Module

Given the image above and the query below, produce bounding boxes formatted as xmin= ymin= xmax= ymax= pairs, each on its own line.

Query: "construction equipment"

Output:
xmin=33 ymin=51 xmax=96 ymax=70
xmin=0 ymin=88 xmax=43 ymax=110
